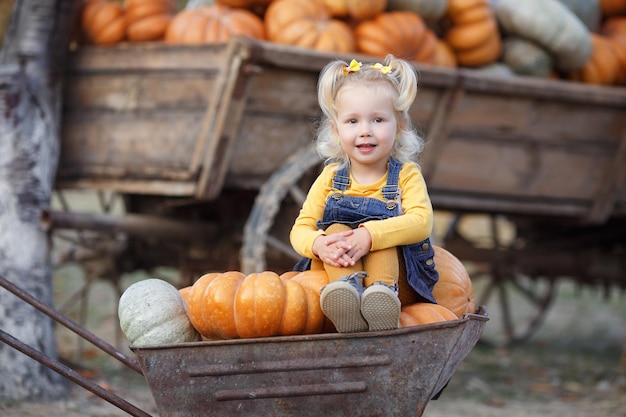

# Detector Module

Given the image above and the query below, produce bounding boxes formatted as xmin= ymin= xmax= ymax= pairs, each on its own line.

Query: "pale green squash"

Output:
xmin=494 ymin=0 xmax=592 ymax=72
xmin=556 ymin=0 xmax=601 ymax=32
xmin=501 ymin=36 xmax=554 ymax=77
xmin=118 ymin=278 xmax=201 ymax=346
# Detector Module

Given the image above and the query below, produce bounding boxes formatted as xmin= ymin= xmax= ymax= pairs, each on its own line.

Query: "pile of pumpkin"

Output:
xmin=118 ymin=245 xmax=475 ymax=345
xmin=80 ymin=0 xmax=626 ymax=86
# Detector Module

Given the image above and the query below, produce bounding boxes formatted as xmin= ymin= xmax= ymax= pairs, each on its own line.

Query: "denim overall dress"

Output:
xmin=294 ymin=158 xmax=439 ymax=304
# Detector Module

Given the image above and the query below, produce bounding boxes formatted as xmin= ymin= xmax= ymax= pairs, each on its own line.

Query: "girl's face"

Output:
xmin=333 ymin=81 xmax=398 ymax=176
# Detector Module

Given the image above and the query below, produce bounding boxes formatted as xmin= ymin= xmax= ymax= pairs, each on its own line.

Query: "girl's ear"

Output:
xmin=396 ymin=114 xmax=409 ymax=132
xmin=330 ymin=120 xmax=339 ymax=138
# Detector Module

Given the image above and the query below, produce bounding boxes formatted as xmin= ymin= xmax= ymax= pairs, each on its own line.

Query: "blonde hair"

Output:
xmin=315 ymin=54 xmax=423 ymax=167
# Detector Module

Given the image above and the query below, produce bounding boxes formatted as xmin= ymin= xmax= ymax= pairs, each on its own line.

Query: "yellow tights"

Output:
xmin=311 ymin=223 xmax=420 ymax=306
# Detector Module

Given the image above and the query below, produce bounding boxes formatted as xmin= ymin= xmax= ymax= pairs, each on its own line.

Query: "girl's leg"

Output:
xmin=319 ymin=223 xmax=368 ymax=333
xmin=361 ymin=247 xmax=401 ymax=331
xmin=364 ymin=248 xmax=420 ymax=306
xmin=310 ymin=258 xmax=325 ymax=271
xmin=362 ymin=247 xmax=399 ymax=288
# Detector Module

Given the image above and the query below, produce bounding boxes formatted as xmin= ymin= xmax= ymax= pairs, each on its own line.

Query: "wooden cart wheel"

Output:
xmin=241 ymin=145 xmax=323 ymax=274
xmin=442 ymin=213 xmax=556 ymax=347
xmin=473 ymin=267 xmax=556 ymax=347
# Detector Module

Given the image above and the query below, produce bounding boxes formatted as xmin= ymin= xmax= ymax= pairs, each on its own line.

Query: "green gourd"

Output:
xmin=118 ymin=278 xmax=201 ymax=346
xmin=556 ymin=0 xmax=601 ymax=32
xmin=501 ymin=36 xmax=554 ymax=77
xmin=493 ymin=0 xmax=592 ymax=72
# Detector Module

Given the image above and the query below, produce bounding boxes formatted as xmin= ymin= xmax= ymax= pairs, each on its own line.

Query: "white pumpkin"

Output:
xmin=501 ymin=36 xmax=554 ymax=77
xmin=493 ymin=0 xmax=592 ymax=72
xmin=556 ymin=0 xmax=601 ymax=32
xmin=118 ymin=278 xmax=201 ymax=346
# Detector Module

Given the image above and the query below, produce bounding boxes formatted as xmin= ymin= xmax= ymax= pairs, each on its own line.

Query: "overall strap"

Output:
xmin=331 ymin=164 xmax=351 ymax=192
xmin=382 ymin=158 xmax=402 ymax=210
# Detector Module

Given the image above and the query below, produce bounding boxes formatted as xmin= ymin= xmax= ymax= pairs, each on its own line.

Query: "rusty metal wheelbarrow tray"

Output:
xmin=132 ymin=307 xmax=488 ymax=417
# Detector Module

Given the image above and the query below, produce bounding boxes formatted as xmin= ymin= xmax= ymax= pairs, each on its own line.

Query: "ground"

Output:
xmin=1 ymin=268 xmax=624 ymax=417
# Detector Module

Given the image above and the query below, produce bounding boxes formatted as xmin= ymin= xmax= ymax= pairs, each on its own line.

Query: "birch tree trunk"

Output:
xmin=0 ymin=0 xmax=78 ymax=400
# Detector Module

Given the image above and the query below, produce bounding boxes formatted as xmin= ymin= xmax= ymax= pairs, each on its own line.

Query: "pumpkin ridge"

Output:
xmin=228 ymin=272 xmax=246 ymax=339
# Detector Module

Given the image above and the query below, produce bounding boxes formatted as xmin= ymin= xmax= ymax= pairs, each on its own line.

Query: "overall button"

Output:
xmin=422 ymin=242 xmax=430 ymax=250
xmin=426 ymin=258 xmax=434 ymax=266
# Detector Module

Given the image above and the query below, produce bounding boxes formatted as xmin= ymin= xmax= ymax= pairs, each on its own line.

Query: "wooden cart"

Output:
xmin=49 ymin=37 xmax=626 ymax=346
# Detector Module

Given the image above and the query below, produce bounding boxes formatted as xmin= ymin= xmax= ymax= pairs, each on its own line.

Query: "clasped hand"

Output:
xmin=312 ymin=227 xmax=372 ymax=268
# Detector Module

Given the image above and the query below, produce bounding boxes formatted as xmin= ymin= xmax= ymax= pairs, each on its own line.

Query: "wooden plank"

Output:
xmin=430 ymin=192 xmax=594 ymax=218
xmin=586 ymin=127 xmax=626 ymax=223
xmin=63 ymin=72 xmax=217 ymax=111
xmin=65 ymin=42 xmax=231 ymax=71
xmin=245 ymin=39 xmax=626 ymax=107
xmin=59 ymin=42 xmax=235 ymax=195
xmin=59 ymin=111 xmax=203 ymax=179
xmin=226 ymin=114 xmax=317 ymax=180
xmin=436 ymin=90 xmax=624 ymax=145
xmin=421 ymin=86 xmax=464 ymax=181
xmin=54 ymin=178 xmax=196 ymax=196
xmin=194 ymin=38 xmax=251 ymax=200
xmin=223 ymin=63 xmax=321 ymax=183
xmin=241 ymin=66 xmax=320 ymax=117
xmin=428 ymin=137 xmax=613 ymax=200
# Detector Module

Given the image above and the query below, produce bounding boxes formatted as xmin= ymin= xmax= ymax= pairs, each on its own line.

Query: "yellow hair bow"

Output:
xmin=342 ymin=59 xmax=362 ymax=76
xmin=370 ymin=63 xmax=392 ymax=74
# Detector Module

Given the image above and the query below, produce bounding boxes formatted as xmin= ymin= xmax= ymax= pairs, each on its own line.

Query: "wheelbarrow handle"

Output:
xmin=0 ymin=274 xmax=142 ymax=374
xmin=0 ymin=329 xmax=153 ymax=417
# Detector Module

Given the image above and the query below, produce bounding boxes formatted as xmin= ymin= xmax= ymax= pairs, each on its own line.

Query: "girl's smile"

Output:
xmin=356 ymin=143 xmax=376 ymax=152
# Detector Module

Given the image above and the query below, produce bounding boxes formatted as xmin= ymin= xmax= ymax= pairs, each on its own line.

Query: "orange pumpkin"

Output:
xmin=399 ymin=302 xmax=458 ymax=327
xmin=600 ymin=17 xmax=626 ymax=85
xmin=413 ymin=29 xmax=438 ymax=64
xmin=217 ymin=0 xmax=273 ymax=7
xmin=216 ymin=0 xmax=274 ymax=16
xmin=599 ymin=0 xmax=626 ymax=16
xmin=602 ymin=17 xmax=626 ymax=45
xmin=443 ymin=0 xmax=501 ymax=67
xmin=570 ymin=33 xmax=623 ymax=85
xmin=354 ymin=11 xmax=436 ymax=60
xmin=431 ymin=245 xmax=475 ymax=317
xmin=432 ymin=39 xmax=458 ymax=68
xmin=264 ymin=0 xmax=356 ymax=53
xmin=165 ymin=4 xmax=266 ymax=44
xmin=279 ymin=271 xmax=300 ymax=280
xmin=81 ymin=0 xmax=127 ymax=45
xmin=322 ymin=0 xmax=387 ymax=21
xmin=124 ymin=0 xmax=175 ymax=41
xmin=185 ymin=270 xmax=329 ymax=339
xmin=609 ymin=41 xmax=626 ymax=85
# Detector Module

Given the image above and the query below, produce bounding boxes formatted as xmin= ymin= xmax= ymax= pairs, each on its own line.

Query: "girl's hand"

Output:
xmin=313 ymin=230 xmax=355 ymax=267
xmin=343 ymin=227 xmax=372 ymax=264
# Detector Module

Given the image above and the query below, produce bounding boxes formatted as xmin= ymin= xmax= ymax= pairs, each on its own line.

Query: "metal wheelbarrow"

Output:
xmin=0 ymin=274 xmax=487 ymax=417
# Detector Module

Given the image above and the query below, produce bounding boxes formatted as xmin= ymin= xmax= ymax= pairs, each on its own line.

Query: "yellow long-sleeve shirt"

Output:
xmin=290 ymin=161 xmax=434 ymax=260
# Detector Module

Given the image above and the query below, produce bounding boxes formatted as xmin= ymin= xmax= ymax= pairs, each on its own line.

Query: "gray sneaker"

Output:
xmin=360 ymin=283 xmax=401 ymax=331
xmin=320 ymin=272 xmax=368 ymax=333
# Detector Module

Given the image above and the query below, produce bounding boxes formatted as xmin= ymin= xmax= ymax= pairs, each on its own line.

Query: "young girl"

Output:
xmin=290 ymin=55 xmax=439 ymax=333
